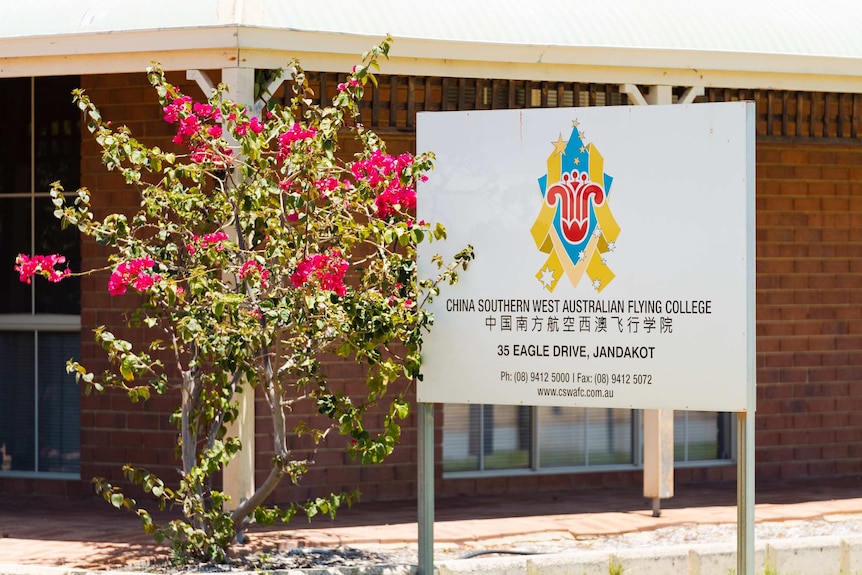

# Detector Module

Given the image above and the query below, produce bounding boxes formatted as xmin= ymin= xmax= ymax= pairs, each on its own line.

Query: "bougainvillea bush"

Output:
xmin=15 ymin=37 xmax=472 ymax=562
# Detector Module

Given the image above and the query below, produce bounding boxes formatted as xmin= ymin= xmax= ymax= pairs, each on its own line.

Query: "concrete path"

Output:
xmin=2 ymin=477 xmax=862 ymax=573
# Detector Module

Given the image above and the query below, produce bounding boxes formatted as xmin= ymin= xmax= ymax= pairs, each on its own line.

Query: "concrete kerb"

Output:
xmin=4 ymin=535 xmax=862 ymax=575
xmin=842 ymin=535 xmax=862 ymax=574
xmin=686 ymin=541 xmax=763 ymax=575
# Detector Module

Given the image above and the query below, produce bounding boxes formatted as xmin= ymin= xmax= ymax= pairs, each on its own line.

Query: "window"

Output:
xmin=0 ymin=76 xmax=81 ymax=477
xmin=443 ymin=405 xmax=533 ymax=472
xmin=538 ymin=406 xmax=633 ymax=468
xmin=674 ymin=411 xmax=734 ymax=463
xmin=442 ymin=404 xmax=733 ymax=475
xmin=443 ymin=405 xmax=635 ymax=474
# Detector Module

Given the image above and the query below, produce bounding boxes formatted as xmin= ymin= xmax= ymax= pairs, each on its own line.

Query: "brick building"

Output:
xmin=2 ymin=1 xmax=862 ymax=507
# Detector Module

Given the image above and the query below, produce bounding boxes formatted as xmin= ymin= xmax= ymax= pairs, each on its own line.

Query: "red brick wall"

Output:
xmin=77 ymin=71 xmax=198 ymax=493
xmin=7 ymin=72 xmax=862 ymax=502
xmin=755 ymin=142 xmax=862 ymax=482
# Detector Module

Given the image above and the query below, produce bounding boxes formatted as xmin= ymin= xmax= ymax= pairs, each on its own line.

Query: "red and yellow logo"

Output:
xmin=531 ymin=120 xmax=620 ymax=293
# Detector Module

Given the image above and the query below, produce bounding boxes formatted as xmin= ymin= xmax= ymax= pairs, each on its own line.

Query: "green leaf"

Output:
xmin=393 ymin=400 xmax=409 ymax=419
xmin=120 ymin=359 xmax=134 ymax=381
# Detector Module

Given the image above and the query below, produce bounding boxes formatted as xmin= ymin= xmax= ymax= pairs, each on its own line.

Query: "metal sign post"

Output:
xmin=417 ymin=402 xmax=435 ymax=575
xmin=738 ymin=126 xmax=757 ymax=574
xmin=738 ymin=411 xmax=755 ymax=575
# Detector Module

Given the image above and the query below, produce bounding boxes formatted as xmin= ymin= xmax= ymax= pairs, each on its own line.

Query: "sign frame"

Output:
xmin=417 ymin=103 xmax=754 ymax=413
xmin=415 ymin=102 xmax=756 ymax=574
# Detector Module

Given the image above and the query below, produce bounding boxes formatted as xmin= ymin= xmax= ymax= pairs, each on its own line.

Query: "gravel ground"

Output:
xmin=122 ymin=513 xmax=862 ymax=572
xmin=357 ymin=513 xmax=862 ymax=562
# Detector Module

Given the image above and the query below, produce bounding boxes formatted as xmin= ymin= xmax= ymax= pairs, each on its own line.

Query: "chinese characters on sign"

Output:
xmin=458 ymin=297 xmax=711 ymax=336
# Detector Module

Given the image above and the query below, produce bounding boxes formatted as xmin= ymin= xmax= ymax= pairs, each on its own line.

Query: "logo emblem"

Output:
xmin=531 ymin=120 xmax=620 ymax=293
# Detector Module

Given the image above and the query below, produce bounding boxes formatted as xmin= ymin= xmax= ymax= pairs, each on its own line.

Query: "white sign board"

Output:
xmin=417 ymin=103 xmax=754 ymax=412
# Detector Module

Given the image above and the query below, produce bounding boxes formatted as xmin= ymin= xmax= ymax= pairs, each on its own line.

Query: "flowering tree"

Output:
xmin=16 ymin=38 xmax=472 ymax=562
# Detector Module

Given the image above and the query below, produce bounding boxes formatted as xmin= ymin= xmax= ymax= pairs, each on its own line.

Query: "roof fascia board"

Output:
xmin=242 ymin=49 xmax=862 ymax=94
xmin=240 ymin=30 xmax=862 ymax=93
xmin=236 ymin=28 xmax=862 ymax=78
xmin=3 ymin=26 xmax=862 ymax=94
xmin=0 ymin=26 xmax=241 ymax=70
xmin=0 ymin=50 xmax=239 ymax=78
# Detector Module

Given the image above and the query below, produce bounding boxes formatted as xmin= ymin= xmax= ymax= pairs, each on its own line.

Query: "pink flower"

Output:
xmin=314 ymin=178 xmax=340 ymax=198
xmin=107 ymin=275 xmax=125 ymax=296
xmin=108 ymin=256 xmax=159 ymax=297
xmin=172 ymin=114 xmax=201 ymax=145
xmin=350 ymin=151 xmax=419 ymax=216
xmin=351 ymin=150 xmax=414 ymax=186
xmin=186 ymin=231 xmax=229 ymax=254
xmin=277 ymin=124 xmax=317 ymax=161
xmin=190 ymin=146 xmax=211 ymax=164
xmin=131 ymin=273 xmax=159 ymax=291
xmin=374 ymin=181 xmax=417 ymax=218
xmin=248 ymin=117 xmax=264 ymax=134
xmin=163 ymin=107 xmax=179 ymax=124
xmin=290 ymin=249 xmax=348 ymax=297
xmin=336 ymin=78 xmax=360 ymax=92
xmin=201 ymin=231 xmax=228 ymax=250
xmin=238 ymin=259 xmax=270 ymax=288
xmin=162 ymin=95 xmax=192 ymax=124
xmin=192 ymin=102 xmax=213 ymax=119
xmin=163 ymin=96 xmax=227 ymax=148
xmin=189 ymin=146 xmax=232 ymax=168
xmin=14 ymin=254 xmax=71 ymax=284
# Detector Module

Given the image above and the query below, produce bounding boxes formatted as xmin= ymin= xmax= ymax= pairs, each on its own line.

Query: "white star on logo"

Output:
xmin=607 ymin=241 xmax=616 ymax=252
xmin=593 ymin=226 xmax=603 ymax=238
xmin=578 ymin=250 xmax=586 ymax=261
xmin=538 ymin=266 xmax=556 ymax=289
xmin=592 ymin=279 xmax=601 ymax=290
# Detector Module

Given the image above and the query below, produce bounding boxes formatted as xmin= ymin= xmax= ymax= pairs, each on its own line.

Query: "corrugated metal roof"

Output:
xmin=0 ymin=0 xmax=231 ymax=36
xmin=252 ymin=0 xmax=862 ymax=58
xmin=2 ymin=0 xmax=862 ymax=91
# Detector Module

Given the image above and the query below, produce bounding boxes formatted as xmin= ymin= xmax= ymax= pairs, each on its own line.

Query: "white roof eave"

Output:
xmin=0 ymin=27 xmax=242 ymax=76
xmin=240 ymin=29 xmax=862 ymax=93
xmin=2 ymin=24 xmax=862 ymax=94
